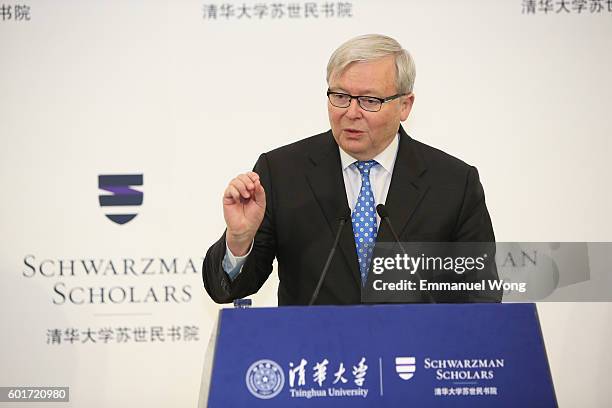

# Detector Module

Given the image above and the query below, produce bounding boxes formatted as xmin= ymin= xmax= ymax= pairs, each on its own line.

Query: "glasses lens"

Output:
xmin=358 ymin=97 xmax=382 ymax=112
xmin=329 ymin=93 xmax=351 ymax=107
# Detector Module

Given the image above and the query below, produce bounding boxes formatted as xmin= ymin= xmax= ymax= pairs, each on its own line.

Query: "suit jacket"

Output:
xmin=202 ymin=126 xmax=500 ymax=305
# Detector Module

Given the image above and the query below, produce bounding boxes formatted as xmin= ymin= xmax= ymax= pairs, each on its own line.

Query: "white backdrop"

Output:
xmin=1 ymin=1 xmax=611 ymax=407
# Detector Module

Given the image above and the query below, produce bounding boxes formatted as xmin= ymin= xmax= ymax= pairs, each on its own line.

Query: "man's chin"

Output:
xmin=340 ymin=143 xmax=372 ymax=160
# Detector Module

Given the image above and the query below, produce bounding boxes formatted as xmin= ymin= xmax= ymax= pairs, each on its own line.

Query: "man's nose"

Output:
xmin=345 ymin=98 xmax=363 ymax=119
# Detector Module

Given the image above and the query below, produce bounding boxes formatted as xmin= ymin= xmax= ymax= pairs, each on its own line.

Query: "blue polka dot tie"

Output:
xmin=352 ymin=160 xmax=378 ymax=286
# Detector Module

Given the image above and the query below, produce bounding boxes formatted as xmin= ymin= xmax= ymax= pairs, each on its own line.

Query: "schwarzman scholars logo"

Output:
xmin=98 ymin=174 xmax=143 ymax=225
xmin=395 ymin=357 xmax=416 ymax=380
xmin=246 ymin=359 xmax=285 ymax=399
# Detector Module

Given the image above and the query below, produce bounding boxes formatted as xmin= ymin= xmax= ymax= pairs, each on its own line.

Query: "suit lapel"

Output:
xmin=305 ymin=132 xmax=361 ymax=288
xmin=377 ymin=126 xmax=429 ymax=243
xmin=304 ymin=127 xmax=430 ymax=287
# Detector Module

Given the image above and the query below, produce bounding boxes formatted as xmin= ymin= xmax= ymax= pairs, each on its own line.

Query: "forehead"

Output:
xmin=330 ymin=56 xmax=397 ymax=95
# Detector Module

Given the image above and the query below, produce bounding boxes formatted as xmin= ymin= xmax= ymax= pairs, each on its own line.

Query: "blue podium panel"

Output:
xmin=207 ymin=304 xmax=557 ymax=408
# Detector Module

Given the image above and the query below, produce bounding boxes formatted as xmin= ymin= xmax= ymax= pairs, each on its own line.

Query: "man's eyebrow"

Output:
xmin=328 ymin=87 xmax=380 ymax=96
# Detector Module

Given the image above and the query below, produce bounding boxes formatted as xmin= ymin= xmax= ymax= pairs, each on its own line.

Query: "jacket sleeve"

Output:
xmin=453 ymin=166 xmax=502 ymax=303
xmin=453 ymin=166 xmax=495 ymax=242
xmin=201 ymin=153 xmax=277 ymax=303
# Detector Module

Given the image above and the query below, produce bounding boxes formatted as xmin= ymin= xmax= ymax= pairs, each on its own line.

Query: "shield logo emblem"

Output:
xmin=98 ymin=174 xmax=143 ymax=225
xmin=395 ymin=357 xmax=416 ymax=380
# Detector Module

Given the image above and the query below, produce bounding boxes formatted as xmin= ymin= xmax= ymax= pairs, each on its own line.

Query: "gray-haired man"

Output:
xmin=202 ymin=34 xmax=499 ymax=305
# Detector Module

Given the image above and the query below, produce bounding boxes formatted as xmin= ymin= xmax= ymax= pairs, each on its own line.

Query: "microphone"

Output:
xmin=376 ymin=204 xmax=407 ymax=255
xmin=376 ymin=204 xmax=436 ymax=303
xmin=309 ymin=208 xmax=351 ymax=306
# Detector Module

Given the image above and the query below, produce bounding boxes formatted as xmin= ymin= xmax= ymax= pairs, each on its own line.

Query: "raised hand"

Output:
xmin=222 ymin=171 xmax=266 ymax=256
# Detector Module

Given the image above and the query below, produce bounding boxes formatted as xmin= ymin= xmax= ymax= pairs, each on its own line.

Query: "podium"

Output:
xmin=199 ymin=304 xmax=557 ymax=407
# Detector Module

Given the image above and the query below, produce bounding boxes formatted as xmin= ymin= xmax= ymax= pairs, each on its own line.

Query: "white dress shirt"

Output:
xmin=339 ymin=133 xmax=399 ymax=228
xmin=223 ymin=134 xmax=401 ymax=279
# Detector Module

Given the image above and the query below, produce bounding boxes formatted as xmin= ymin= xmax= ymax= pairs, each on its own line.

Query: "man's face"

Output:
xmin=327 ymin=55 xmax=414 ymax=161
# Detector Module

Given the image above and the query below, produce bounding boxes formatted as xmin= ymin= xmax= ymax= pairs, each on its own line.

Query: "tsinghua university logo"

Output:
xmin=246 ymin=359 xmax=285 ymax=399
xmin=98 ymin=174 xmax=143 ymax=225
xmin=246 ymin=357 xmax=369 ymax=400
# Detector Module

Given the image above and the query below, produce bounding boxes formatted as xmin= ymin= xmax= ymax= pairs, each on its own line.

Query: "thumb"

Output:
xmin=253 ymin=180 xmax=266 ymax=206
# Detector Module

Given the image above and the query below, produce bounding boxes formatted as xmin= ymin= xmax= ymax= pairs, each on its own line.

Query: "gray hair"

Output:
xmin=326 ymin=34 xmax=416 ymax=94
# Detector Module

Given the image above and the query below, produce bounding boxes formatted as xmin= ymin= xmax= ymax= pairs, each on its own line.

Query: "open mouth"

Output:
xmin=344 ymin=129 xmax=364 ymax=135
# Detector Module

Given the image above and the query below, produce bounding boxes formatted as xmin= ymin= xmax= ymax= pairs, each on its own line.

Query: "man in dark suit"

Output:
xmin=202 ymin=34 xmax=499 ymax=305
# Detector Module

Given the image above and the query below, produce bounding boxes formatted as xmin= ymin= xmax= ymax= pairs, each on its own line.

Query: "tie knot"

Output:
xmin=355 ymin=160 xmax=377 ymax=175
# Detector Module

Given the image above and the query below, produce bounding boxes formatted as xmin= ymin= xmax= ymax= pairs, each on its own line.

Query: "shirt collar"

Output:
xmin=339 ymin=133 xmax=400 ymax=173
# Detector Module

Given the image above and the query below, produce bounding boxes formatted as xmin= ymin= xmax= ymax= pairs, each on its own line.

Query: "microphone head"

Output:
xmin=337 ymin=207 xmax=351 ymax=221
xmin=376 ymin=204 xmax=389 ymax=218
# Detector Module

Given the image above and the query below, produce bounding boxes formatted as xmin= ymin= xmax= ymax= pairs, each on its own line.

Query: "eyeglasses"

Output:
xmin=326 ymin=90 xmax=407 ymax=112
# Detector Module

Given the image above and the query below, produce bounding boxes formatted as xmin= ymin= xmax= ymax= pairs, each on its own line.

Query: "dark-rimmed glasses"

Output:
xmin=326 ymin=90 xmax=407 ymax=112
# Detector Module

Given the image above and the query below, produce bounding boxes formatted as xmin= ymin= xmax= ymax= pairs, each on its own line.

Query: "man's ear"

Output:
xmin=400 ymin=93 xmax=415 ymax=121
